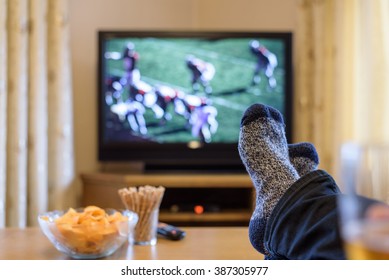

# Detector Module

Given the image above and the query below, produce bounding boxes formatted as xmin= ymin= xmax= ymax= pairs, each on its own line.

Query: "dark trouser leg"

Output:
xmin=262 ymin=170 xmax=378 ymax=260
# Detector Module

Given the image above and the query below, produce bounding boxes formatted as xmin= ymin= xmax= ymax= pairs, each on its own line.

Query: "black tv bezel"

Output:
xmin=97 ymin=30 xmax=294 ymax=171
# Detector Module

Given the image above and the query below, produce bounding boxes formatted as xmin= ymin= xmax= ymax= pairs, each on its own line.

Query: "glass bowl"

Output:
xmin=38 ymin=206 xmax=138 ymax=259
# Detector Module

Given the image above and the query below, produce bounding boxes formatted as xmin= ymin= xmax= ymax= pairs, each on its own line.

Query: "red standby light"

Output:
xmin=194 ymin=205 xmax=204 ymax=215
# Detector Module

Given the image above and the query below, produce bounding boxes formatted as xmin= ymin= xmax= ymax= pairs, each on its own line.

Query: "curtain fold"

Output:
xmin=28 ymin=0 xmax=48 ymax=226
xmin=295 ymin=0 xmax=389 ymax=180
xmin=6 ymin=0 xmax=29 ymax=228
xmin=47 ymin=0 xmax=75 ymax=212
xmin=0 ymin=0 xmax=7 ymax=228
xmin=294 ymin=0 xmax=337 ymax=172
xmin=0 ymin=0 xmax=74 ymax=228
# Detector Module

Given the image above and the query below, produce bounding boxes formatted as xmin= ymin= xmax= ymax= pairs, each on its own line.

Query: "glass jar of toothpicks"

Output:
xmin=118 ymin=185 xmax=165 ymax=245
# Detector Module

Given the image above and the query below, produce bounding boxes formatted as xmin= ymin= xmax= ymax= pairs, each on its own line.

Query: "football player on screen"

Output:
xmin=153 ymin=85 xmax=188 ymax=122
xmin=110 ymin=100 xmax=148 ymax=135
xmin=105 ymin=42 xmax=140 ymax=88
xmin=185 ymin=55 xmax=215 ymax=95
xmin=104 ymin=75 xmax=124 ymax=105
xmin=189 ymin=100 xmax=218 ymax=143
xmin=177 ymin=95 xmax=218 ymax=143
xmin=249 ymin=40 xmax=278 ymax=89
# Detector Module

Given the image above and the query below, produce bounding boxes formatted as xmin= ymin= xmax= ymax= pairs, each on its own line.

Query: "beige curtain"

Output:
xmin=0 ymin=0 xmax=75 ymax=228
xmin=294 ymin=0 xmax=389 ymax=180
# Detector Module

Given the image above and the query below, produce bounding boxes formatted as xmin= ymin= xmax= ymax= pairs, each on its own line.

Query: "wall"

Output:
xmin=195 ymin=0 xmax=297 ymax=30
xmin=69 ymin=0 xmax=297 ymax=202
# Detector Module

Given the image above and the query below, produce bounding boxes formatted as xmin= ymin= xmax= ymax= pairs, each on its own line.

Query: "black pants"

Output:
xmin=263 ymin=170 xmax=377 ymax=260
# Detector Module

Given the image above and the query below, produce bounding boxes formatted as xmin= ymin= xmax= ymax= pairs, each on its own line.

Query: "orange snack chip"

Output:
xmin=52 ymin=206 xmax=128 ymax=255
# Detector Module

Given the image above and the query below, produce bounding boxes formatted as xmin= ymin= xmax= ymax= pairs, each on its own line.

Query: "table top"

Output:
xmin=0 ymin=227 xmax=263 ymax=260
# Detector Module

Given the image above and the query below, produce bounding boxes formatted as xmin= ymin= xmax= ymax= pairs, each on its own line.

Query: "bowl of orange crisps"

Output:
xmin=38 ymin=206 xmax=138 ymax=259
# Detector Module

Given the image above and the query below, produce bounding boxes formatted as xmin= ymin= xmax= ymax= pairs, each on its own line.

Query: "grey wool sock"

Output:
xmin=238 ymin=103 xmax=299 ymax=255
xmin=288 ymin=142 xmax=319 ymax=177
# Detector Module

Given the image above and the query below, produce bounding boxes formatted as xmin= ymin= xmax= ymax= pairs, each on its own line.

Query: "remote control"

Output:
xmin=157 ymin=222 xmax=186 ymax=241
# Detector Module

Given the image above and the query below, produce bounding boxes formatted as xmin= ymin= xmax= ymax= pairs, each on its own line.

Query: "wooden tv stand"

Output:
xmin=80 ymin=172 xmax=254 ymax=226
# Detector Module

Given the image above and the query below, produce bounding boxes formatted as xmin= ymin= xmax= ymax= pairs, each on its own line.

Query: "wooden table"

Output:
xmin=0 ymin=227 xmax=263 ymax=260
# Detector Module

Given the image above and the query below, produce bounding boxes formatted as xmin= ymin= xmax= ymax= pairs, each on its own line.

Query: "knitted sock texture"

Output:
xmin=288 ymin=142 xmax=319 ymax=177
xmin=238 ymin=103 xmax=299 ymax=255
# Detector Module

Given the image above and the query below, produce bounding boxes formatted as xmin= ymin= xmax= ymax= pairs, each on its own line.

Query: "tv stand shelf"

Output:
xmin=80 ymin=172 xmax=254 ymax=226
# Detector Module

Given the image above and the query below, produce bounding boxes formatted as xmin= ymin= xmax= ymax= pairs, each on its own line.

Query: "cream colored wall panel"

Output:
xmin=195 ymin=0 xmax=297 ymax=30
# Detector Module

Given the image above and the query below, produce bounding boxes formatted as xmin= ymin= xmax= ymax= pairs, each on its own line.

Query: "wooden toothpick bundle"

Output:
xmin=118 ymin=185 xmax=165 ymax=243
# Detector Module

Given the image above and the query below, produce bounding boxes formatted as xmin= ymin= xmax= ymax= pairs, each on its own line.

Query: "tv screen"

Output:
xmin=98 ymin=31 xmax=293 ymax=171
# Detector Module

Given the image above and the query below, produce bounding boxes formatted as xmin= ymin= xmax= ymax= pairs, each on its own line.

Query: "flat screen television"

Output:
xmin=98 ymin=30 xmax=293 ymax=171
